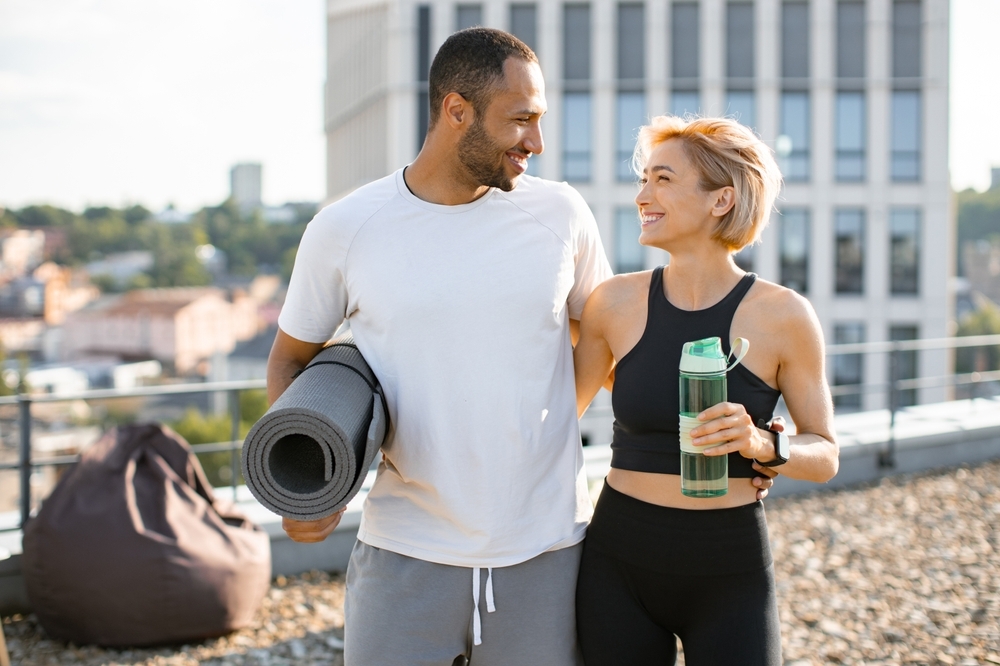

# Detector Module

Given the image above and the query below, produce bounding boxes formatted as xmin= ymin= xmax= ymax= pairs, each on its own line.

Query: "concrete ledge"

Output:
xmin=4 ymin=397 xmax=1000 ymax=615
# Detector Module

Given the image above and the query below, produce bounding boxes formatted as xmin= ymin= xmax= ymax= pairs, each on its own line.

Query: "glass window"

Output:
xmin=780 ymin=209 xmax=809 ymax=293
xmin=891 ymin=90 xmax=920 ymax=181
xmin=833 ymin=323 xmax=865 ymax=409
xmin=617 ymin=92 xmax=645 ymax=181
xmin=618 ymin=3 xmax=645 ymax=81
xmin=564 ymin=4 xmax=592 ymax=81
xmin=510 ymin=4 xmax=538 ymax=51
xmin=892 ymin=0 xmax=922 ymax=79
xmin=890 ymin=209 xmax=920 ymax=294
xmin=837 ymin=1 xmax=866 ymax=80
xmin=889 ymin=324 xmax=919 ymax=408
xmin=779 ymin=92 xmax=810 ymax=181
xmin=833 ymin=323 xmax=865 ymax=410
xmin=726 ymin=2 xmax=755 ymax=79
xmin=726 ymin=91 xmax=755 ymax=130
xmin=456 ymin=4 xmax=482 ymax=30
xmin=671 ymin=3 xmax=700 ymax=80
xmin=563 ymin=92 xmax=592 ymax=181
xmin=781 ymin=1 xmax=810 ymax=79
xmin=835 ymin=209 xmax=865 ymax=294
xmin=615 ymin=207 xmax=644 ymax=273
xmin=835 ymin=91 xmax=866 ymax=181
xmin=671 ymin=91 xmax=700 ymax=118
xmin=417 ymin=5 xmax=432 ymax=152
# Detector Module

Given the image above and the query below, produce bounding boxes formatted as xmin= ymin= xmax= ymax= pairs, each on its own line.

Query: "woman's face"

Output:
xmin=634 ymin=138 xmax=731 ymax=251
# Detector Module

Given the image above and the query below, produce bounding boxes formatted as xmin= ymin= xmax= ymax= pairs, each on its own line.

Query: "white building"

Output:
xmin=230 ymin=162 xmax=263 ymax=211
xmin=325 ymin=0 xmax=951 ymax=411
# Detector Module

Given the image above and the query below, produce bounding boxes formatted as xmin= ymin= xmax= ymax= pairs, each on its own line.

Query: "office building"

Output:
xmin=325 ymin=0 xmax=951 ymax=410
xmin=230 ymin=163 xmax=263 ymax=211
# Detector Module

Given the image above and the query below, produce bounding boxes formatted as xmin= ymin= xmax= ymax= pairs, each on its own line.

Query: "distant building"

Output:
xmin=85 ymin=251 xmax=155 ymax=290
xmin=64 ymin=287 xmax=261 ymax=375
xmin=325 ymin=0 xmax=951 ymax=411
xmin=0 ymin=229 xmax=45 ymax=280
xmin=991 ymin=167 xmax=1000 ymax=190
xmin=230 ymin=163 xmax=263 ymax=212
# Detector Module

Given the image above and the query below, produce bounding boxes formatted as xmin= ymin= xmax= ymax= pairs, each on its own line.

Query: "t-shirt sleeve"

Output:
xmin=277 ymin=211 xmax=350 ymax=343
xmin=566 ymin=190 xmax=613 ymax=320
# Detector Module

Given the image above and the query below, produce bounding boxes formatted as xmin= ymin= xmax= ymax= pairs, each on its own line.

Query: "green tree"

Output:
xmin=956 ymin=187 xmax=1000 ymax=273
xmin=955 ymin=302 xmax=1000 ymax=374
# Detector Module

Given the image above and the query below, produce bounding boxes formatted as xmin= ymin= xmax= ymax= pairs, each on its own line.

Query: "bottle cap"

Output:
xmin=679 ymin=337 xmax=727 ymax=374
xmin=679 ymin=337 xmax=750 ymax=375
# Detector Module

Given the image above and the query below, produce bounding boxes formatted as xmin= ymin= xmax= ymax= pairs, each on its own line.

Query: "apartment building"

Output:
xmin=324 ymin=0 xmax=951 ymax=410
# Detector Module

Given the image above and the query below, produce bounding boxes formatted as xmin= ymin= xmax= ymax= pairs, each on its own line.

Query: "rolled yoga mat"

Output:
xmin=242 ymin=337 xmax=388 ymax=521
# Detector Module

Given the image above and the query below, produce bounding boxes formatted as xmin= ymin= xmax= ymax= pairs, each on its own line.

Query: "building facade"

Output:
xmin=325 ymin=0 xmax=951 ymax=410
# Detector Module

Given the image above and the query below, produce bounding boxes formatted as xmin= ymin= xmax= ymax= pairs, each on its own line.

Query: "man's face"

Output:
xmin=457 ymin=58 xmax=546 ymax=191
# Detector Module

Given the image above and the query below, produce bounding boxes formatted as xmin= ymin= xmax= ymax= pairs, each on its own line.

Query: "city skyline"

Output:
xmin=0 ymin=0 xmax=997 ymax=212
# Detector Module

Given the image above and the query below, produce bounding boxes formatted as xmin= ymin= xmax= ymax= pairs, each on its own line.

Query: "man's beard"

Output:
xmin=457 ymin=118 xmax=524 ymax=192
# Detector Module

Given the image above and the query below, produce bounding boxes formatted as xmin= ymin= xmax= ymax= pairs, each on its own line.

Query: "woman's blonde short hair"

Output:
xmin=632 ymin=115 xmax=783 ymax=252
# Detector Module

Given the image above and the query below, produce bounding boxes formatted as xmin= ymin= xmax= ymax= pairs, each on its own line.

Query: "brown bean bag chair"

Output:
xmin=22 ymin=423 xmax=271 ymax=647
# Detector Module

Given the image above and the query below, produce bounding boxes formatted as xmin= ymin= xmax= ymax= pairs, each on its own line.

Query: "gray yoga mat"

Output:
xmin=242 ymin=337 xmax=387 ymax=521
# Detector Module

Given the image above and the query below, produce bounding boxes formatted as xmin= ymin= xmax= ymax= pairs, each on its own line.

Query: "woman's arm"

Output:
xmin=690 ymin=291 xmax=839 ymax=483
xmin=573 ymin=283 xmax=616 ymax=419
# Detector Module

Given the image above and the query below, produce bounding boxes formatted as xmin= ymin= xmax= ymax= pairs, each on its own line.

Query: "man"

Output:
xmin=269 ymin=28 xmax=611 ymax=665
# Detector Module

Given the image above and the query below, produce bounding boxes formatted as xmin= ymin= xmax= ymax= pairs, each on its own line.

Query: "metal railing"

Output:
xmin=4 ymin=334 xmax=1000 ymax=533
xmin=824 ymin=333 xmax=1000 ymax=468
xmin=0 ymin=379 xmax=265 ymax=532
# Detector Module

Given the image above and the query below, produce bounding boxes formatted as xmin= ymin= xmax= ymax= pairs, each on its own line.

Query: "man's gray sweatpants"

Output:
xmin=344 ymin=541 xmax=584 ymax=666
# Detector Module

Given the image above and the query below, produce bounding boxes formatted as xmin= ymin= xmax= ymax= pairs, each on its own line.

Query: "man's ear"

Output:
xmin=441 ymin=92 xmax=473 ymax=130
xmin=710 ymin=186 xmax=736 ymax=218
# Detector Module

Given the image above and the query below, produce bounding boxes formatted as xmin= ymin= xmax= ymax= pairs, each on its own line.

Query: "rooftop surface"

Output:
xmin=8 ymin=458 xmax=1000 ymax=665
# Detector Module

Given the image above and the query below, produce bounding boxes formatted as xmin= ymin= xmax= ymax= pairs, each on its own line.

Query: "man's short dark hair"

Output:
xmin=428 ymin=28 xmax=537 ymax=126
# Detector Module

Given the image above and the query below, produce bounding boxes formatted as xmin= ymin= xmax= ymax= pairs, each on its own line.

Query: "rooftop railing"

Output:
xmin=3 ymin=333 xmax=1000 ymax=532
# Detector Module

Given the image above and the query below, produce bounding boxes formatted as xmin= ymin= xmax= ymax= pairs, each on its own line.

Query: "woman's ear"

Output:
xmin=710 ymin=186 xmax=736 ymax=218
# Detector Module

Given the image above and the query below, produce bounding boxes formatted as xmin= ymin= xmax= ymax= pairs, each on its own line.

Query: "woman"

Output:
xmin=574 ymin=116 xmax=839 ymax=665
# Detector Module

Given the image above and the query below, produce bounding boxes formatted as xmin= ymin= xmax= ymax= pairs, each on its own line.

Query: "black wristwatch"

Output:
xmin=755 ymin=427 xmax=790 ymax=467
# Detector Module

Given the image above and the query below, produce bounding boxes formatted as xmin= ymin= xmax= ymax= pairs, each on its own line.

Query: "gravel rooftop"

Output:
xmin=9 ymin=459 xmax=1000 ymax=666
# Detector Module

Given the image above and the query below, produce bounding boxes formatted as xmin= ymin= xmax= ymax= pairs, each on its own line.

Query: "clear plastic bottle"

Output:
xmin=678 ymin=336 xmax=749 ymax=498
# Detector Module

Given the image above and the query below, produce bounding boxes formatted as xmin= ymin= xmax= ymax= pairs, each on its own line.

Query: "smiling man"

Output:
xmin=267 ymin=28 xmax=612 ymax=666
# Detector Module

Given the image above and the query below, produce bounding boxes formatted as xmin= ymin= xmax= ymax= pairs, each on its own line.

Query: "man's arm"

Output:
xmin=266 ymin=328 xmax=327 ymax=405
xmin=266 ymin=328 xmax=346 ymax=542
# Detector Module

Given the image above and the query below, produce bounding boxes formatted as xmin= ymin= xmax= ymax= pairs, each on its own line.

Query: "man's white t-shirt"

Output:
xmin=278 ymin=169 xmax=613 ymax=568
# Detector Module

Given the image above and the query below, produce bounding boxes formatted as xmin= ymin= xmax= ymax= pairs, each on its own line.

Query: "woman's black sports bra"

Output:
xmin=610 ymin=266 xmax=781 ymax=478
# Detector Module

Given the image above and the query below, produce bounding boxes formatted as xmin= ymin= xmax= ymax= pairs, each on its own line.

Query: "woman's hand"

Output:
xmin=689 ymin=401 xmax=776 ymax=461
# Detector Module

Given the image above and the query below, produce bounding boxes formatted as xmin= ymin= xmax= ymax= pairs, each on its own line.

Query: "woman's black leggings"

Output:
xmin=576 ymin=482 xmax=781 ymax=666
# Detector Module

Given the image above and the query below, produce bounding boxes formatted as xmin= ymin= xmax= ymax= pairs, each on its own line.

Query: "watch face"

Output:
xmin=776 ymin=432 xmax=790 ymax=461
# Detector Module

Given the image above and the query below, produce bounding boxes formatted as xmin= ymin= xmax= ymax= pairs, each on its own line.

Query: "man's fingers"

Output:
xmin=282 ymin=509 xmax=346 ymax=544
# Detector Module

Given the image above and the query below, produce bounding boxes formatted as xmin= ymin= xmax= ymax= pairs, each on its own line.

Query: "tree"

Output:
xmin=956 ymin=187 xmax=1000 ymax=274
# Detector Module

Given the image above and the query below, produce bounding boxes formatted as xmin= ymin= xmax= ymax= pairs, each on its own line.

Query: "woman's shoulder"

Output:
xmin=745 ymin=277 xmax=820 ymax=328
xmin=585 ymin=270 xmax=653 ymax=316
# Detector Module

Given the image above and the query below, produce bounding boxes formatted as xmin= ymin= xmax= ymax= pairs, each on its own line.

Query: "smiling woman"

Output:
xmin=573 ymin=115 xmax=839 ymax=665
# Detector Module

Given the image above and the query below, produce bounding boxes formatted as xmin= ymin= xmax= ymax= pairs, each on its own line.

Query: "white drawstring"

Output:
xmin=472 ymin=567 xmax=496 ymax=646
xmin=485 ymin=567 xmax=495 ymax=612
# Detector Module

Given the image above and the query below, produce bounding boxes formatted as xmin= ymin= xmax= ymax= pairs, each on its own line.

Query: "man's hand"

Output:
xmin=282 ymin=509 xmax=346 ymax=543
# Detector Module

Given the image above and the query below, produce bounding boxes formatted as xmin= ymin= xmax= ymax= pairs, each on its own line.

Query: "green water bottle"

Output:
xmin=678 ymin=336 xmax=749 ymax=498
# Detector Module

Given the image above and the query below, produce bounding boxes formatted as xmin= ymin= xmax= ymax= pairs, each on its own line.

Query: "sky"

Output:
xmin=0 ymin=0 xmax=997 ymax=213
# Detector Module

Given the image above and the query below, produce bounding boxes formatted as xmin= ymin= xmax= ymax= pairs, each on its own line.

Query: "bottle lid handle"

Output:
xmin=727 ymin=338 xmax=750 ymax=372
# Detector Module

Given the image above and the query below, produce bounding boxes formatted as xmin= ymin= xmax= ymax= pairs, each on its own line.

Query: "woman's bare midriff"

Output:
xmin=606 ymin=468 xmax=760 ymax=510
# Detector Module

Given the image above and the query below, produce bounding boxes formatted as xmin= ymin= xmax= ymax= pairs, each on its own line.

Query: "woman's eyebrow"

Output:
xmin=649 ymin=165 xmax=677 ymax=174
